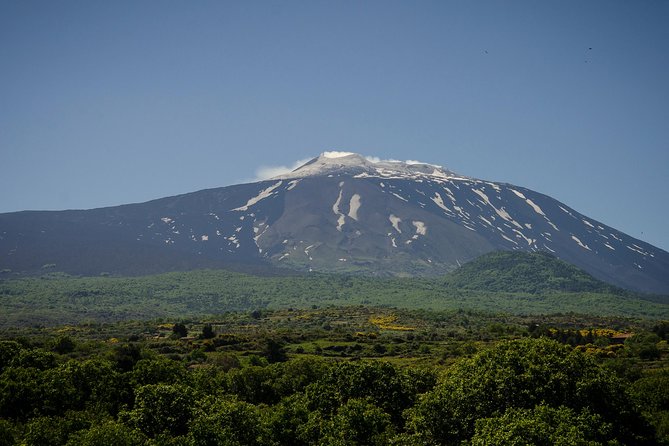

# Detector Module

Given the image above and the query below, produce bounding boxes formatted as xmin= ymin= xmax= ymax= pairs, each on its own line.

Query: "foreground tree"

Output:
xmin=304 ymin=360 xmax=435 ymax=426
xmin=172 ymin=323 xmax=188 ymax=338
xmin=320 ymin=398 xmax=394 ymax=446
xmin=632 ymin=370 xmax=669 ymax=443
xmin=406 ymin=337 xmax=653 ymax=445
xmin=123 ymin=383 xmax=195 ymax=438
xmin=470 ymin=405 xmax=612 ymax=446
xmin=200 ymin=323 xmax=215 ymax=339
xmin=188 ymin=395 xmax=267 ymax=446
xmin=65 ymin=421 xmax=145 ymax=446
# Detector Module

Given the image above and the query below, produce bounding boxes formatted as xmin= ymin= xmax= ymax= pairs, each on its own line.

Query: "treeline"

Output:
xmin=1 ymin=336 xmax=668 ymax=445
xmin=2 ymin=267 xmax=668 ymax=328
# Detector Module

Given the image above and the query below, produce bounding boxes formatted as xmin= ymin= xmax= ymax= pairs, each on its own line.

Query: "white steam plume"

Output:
xmin=254 ymin=158 xmax=311 ymax=181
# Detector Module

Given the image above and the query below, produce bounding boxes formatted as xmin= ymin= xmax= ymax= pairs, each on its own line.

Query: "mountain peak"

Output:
xmin=274 ymin=151 xmax=463 ymax=180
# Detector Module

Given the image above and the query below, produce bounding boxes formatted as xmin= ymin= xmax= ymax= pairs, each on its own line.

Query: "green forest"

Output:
xmin=1 ymin=265 xmax=668 ymax=329
xmin=1 ymin=306 xmax=669 ymax=445
xmin=2 ymin=253 xmax=669 ymax=445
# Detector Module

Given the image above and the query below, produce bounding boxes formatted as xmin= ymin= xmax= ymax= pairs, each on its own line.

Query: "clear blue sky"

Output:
xmin=1 ymin=1 xmax=668 ymax=251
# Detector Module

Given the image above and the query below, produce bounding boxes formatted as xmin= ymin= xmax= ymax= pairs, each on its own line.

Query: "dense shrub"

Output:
xmin=406 ymin=337 xmax=653 ymax=445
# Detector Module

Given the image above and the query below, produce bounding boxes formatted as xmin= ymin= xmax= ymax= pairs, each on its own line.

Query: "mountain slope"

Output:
xmin=1 ymin=152 xmax=668 ymax=294
xmin=442 ymin=251 xmax=623 ymax=295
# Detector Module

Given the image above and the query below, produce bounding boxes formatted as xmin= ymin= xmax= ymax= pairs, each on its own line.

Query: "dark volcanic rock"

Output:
xmin=1 ymin=152 xmax=667 ymax=293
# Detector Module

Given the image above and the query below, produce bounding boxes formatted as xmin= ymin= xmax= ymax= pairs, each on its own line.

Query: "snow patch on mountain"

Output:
xmin=233 ymin=181 xmax=283 ymax=211
xmin=525 ymin=198 xmax=545 ymax=217
xmin=501 ymin=233 xmax=519 ymax=245
xmin=323 ymin=151 xmax=356 ymax=158
xmin=391 ymin=192 xmax=408 ymax=202
xmin=512 ymin=229 xmax=534 ymax=246
xmin=226 ymin=235 xmax=240 ymax=248
xmin=332 ymin=189 xmax=343 ymax=216
xmin=431 ymin=192 xmax=454 ymax=215
xmin=332 ymin=188 xmax=346 ymax=231
xmin=253 ymin=221 xmax=269 ymax=252
xmin=348 ymin=194 xmax=361 ymax=221
xmin=479 ymin=216 xmax=493 ymax=226
xmin=413 ymin=221 xmax=427 ymax=236
xmin=627 ymin=244 xmax=649 ymax=256
xmin=559 ymin=205 xmax=577 ymax=219
xmin=389 ymin=215 xmax=402 ymax=233
xmin=510 ymin=188 xmax=560 ymax=232
xmin=473 ymin=189 xmax=523 ymax=230
xmin=571 ymin=235 xmax=591 ymax=251
xmin=272 ymin=152 xmax=460 ymax=181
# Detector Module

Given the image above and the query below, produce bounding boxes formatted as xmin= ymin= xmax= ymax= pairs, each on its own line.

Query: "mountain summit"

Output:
xmin=275 ymin=152 xmax=460 ymax=180
xmin=1 ymin=152 xmax=668 ymax=294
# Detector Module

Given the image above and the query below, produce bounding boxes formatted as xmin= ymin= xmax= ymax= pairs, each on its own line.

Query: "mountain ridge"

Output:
xmin=273 ymin=151 xmax=462 ymax=181
xmin=1 ymin=152 xmax=667 ymax=294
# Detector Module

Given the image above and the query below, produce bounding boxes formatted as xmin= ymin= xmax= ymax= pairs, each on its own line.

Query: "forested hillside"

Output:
xmin=1 ymin=308 xmax=668 ymax=445
xmin=2 ymin=253 xmax=668 ymax=444
xmin=2 ymin=259 xmax=668 ymax=328
xmin=442 ymin=251 xmax=623 ymax=294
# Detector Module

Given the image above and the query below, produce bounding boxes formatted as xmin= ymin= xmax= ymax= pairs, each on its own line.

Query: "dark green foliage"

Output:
xmin=123 ymin=383 xmax=195 ymax=438
xmin=633 ymin=370 xmax=669 ymax=413
xmin=172 ymin=323 xmax=188 ymax=338
xmin=200 ymin=323 xmax=215 ymax=339
xmin=406 ymin=337 xmax=653 ymax=445
xmin=1 ymin=263 xmax=667 ymax=329
xmin=632 ymin=370 xmax=669 ymax=443
xmin=65 ymin=420 xmax=145 ymax=446
xmin=0 ymin=366 xmax=42 ymax=419
xmin=188 ymin=396 xmax=266 ymax=446
xmin=304 ymin=361 xmax=434 ymax=426
xmin=51 ymin=335 xmax=76 ymax=354
xmin=654 ymin=321 xmax=669 ymax=340
xmin=0 ymin=309 xmax=664 ymax=445
xmin=110 ymin=343 xmax=142 ymax=372
xmin=443 ymin=251 xmax=623 ymax=294
xmin=626 ymin=332 xmax=662 ymax=360
xmin=224 ymin=366 xmax=279 ymax=405
xmin=23 ymin=416 xmax=73 ymax=446
xmin=470 ymin=405 xmax=612 ymax=446
xmin=263 ymin=338 xmax=288 ymax=363
xmin=0 ymin=356 xmax=129 ymax=421
xmin=22 ymin=411 xmax=92 ymax=446
xmin=60 ymin=358 xmax=128 ymax=414
xmin=130 ymin=357 xmax=186 ymax=387
xmin=269 ymin=358 xmax=330 ymax=397
xmin=321 ymin=398 xmax=394 ymax=446
xmin=263 ymin=394 xmax=312 ymax=446
xmin=222 ymin=358 xmax=326 ymax=407
xmin=13 ymin=348 xmax=57 ymax=370
xmin=0 ymin=419 xmax=14 ymax=446
xmin=0 ymin=341 xmax=22 ymax=372
xmin=39 ymin=366 xmax=86 ymax=415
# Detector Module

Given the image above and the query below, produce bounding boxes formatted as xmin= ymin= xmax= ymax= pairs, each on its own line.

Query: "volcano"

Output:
xmin=1 ymin=151 xmax=667 ymax=294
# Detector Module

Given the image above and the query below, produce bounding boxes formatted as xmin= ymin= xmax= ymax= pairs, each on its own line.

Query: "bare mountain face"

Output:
xmin=1 ymin=152 xmax=668 ymax=293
